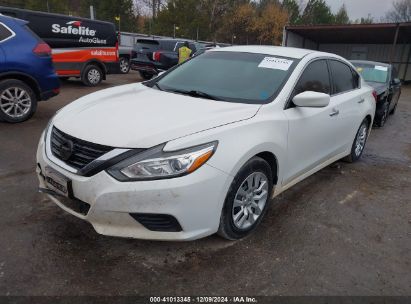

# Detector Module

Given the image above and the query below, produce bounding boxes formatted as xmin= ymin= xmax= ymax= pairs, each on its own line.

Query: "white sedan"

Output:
xmin=36 ymin=46 xmax=375 ymax=241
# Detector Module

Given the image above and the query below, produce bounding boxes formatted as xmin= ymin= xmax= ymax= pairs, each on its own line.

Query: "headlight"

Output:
xmin=107 ymin=141 xmax=218 ymax=181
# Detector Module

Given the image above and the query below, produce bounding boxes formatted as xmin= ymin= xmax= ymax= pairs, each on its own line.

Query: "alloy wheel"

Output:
xmin=88 ymin=69 xmax=101 ymax=85
xmin=0 ymin=87 xmax=31 ymax=119
xmin=380 ymin=103 xmax=389 ymax=126
xmin=355 ymin=123 xmax=368 ymax=157
xmin=120 ymin=58 xmax=129 ymax=73
xmin=232 ymin=172 xmax=269 ymax=230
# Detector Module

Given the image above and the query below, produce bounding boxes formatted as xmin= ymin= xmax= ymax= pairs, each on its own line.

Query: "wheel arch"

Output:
xmin=255 ymin=151 xmax=279 ymax=185
xmin=365 ymin=114 xmax=372 ymax=126
xmin=0 ymin=72 xmax=41 ymax=100
xmin=82 ymin=59 xmax=107 ymax=80
xmin=120 ymin=54 xmax=130 ymax=60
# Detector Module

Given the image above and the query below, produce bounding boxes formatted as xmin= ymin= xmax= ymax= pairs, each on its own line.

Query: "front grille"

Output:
xmin=130 ymin=213 xmax=183 ymax=232
xmin=51 ymin=127 xmax=113 ymax=170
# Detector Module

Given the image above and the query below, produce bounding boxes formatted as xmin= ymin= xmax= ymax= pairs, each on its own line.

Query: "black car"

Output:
xmin=130 ymin=38 xmax=204 ymax=80
xmin=351 ymin=60 xmax=401 ymax=127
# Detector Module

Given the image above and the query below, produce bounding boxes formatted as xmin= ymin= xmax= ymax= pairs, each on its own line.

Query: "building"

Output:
xmin=283 ymin=23 xmax=411 ymax=81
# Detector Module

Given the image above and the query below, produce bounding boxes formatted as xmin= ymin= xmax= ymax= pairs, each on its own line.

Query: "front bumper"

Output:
xmin=36 ymin=134 xmax=232 ymax=241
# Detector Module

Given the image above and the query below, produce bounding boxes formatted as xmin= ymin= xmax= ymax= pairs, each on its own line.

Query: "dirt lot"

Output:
xmin=0 ymin=71 xmax=410 ymax=296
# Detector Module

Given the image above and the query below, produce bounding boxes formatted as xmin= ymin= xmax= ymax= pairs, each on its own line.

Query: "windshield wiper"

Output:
xmin=166 ymin=88 xmax=224 ymax=101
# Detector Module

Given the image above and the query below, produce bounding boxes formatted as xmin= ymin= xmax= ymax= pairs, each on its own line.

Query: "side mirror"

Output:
xmin=292 ymin=91 xmax=330 ymax=108
xmin=392 ymin=78 xmax=401 ymax=85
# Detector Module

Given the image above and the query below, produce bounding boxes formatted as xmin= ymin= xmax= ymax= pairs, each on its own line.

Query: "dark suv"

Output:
xmin=0 ymin=14 xmax=59 ymax=123
xmin=130 ymin=38 xmax=204 ymax=80
xmin=351 ymin=60 xmax=401 ymax=127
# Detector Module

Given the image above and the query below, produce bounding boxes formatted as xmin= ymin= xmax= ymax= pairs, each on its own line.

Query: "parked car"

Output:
xmin=117 ymin=32 xmax=137 ymax=74
xmin=36 ymin=46 xmax=375 ymax=241
xmin=130 ymin=38 xmax=204 ymax=80
xmin=351 ymin=60 xmax=401 ymax=127
xmin=0 ymin=14 xmax=59 ymax=123
xmin=0 ymin=7 xmax=119 ymax=87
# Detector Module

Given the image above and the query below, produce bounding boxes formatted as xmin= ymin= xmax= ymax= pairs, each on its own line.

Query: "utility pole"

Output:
xmin=90 ymin=5 xmax=95 ymax=20
xmin=46 ymin=0 xmax=50 ymax=12
xmin=196 ymin=27 xmax=199 ymax=41
xmin=174 ymin=24 xmax=176 ymax=39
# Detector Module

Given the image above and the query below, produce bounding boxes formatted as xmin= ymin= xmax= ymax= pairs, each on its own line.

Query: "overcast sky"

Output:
xmin=305 ymin=0 xmax=395 ymax=21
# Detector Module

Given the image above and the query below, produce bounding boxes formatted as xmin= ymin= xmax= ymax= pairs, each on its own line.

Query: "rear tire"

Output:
xmin=374 ymin=100 xmax=389 ymax=128
xmin=82 ymin=64 xmax=103 ymax=86
xmin=139 ymin=71 xmax=154 ymax=80
xmin=344 ymin=118 xmax=369 ymax=163
xmin=390 ymin=102 xmax=398 ymax=115
xmin=218 ymin=157 xmax=273 ymax=240
xmin=0 ymin=79 xmax=37 ymax=123
xmin=119 ymin=57 xmax=130 ymax=74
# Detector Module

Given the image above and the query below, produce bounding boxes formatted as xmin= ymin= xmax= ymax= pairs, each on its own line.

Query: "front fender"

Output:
xmin=164 ymin=109 xmax=288 ymax=192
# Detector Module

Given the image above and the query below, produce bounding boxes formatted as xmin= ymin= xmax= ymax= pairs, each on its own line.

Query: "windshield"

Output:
xmin=153 ymin=51 xmax=298 ymax=104
xmin=353 ymin=63 xmax=388 ymax=83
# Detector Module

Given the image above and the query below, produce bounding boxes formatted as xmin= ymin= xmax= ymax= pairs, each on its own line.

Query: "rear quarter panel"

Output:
xmin=0 ymin=18 xmax=59 ymax=93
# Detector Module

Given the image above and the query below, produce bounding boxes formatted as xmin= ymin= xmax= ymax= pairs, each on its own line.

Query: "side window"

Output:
xmin=391 ymin=66 xmax=398 ymax=80
xmin=0 ymin=23 xmax=13 ymax=42
xmin=293 ymin=60 xmax=331 ymax=96
xmin=329 ymin=60 xmax=356 ymax=94
xmin=188 ymin=43 xmax=196 ymax=52
xmin=351 ymin=68 xmax=360 ymax=89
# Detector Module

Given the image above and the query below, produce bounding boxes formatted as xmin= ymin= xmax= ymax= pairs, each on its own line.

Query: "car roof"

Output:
xmin=0 ymin=13 xmax=27 ymax=25
xmin=210 ymin=45 xmax=330 ymax=59
xmin=351 ymin=60 xmax=390 ymax=67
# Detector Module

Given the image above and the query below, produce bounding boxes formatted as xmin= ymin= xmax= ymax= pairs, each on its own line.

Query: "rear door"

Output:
xmin=327 ymin=59 xmax=364 ymax=152
xmin=0 ymin=21 xmax=15 ymax=69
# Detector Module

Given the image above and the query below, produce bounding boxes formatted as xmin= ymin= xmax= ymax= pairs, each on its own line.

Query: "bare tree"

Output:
xmin=385 ymin=0 xmax=411 ymax=22
xmin=138 ymin=0 xmax=166 ymax=18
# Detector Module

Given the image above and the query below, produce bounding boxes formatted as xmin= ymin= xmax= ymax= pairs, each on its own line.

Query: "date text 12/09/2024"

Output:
xmin=149 ymin=297 xmax=258 ymax=303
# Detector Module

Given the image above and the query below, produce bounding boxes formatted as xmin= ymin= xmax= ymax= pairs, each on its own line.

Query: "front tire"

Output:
xmin=82 ymin=64 xmax=103 ymax=86
xmin=344 ymin=119 xmax=370 ymax=163
xmin=119 ymin=57 xmax=130 ymax=74
xmin=218 ymin=157 xmax=273 ymax=240
xmin=0 ymin=79 xmax=37 ymax=123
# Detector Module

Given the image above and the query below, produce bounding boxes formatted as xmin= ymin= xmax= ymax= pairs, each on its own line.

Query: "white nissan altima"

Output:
xmin=36 ymin=46 xmax=375 ymax=241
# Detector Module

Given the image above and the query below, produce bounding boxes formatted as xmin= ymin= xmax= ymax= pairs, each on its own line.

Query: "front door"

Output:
xmin=283 ymin=59 xmax=338 ymax=185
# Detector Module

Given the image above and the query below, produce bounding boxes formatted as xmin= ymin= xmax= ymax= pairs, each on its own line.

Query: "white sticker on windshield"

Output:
xmin=375 ymin=65 xmax=388 ymax=71
xmin=258 ymin=57 xmax=294 ymax=71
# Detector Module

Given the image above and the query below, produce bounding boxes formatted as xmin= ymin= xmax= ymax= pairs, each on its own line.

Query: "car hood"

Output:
xmin=366 ymin=81 xmax=388 ymax=95
xmin=53 ymin=83 xmax=261 ymax=148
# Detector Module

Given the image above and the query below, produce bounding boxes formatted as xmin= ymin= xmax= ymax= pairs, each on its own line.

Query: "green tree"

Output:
xmin=282 ymin=0 xmax=300 ymax=24
xmin=299 ymin=0 xmax=334 ymax=25
xmin=334 ymin=4 xmax=350 ymax=24
xmin=217 ymin=2 xmax=257 ymax=44
xmin=252 ymin=3 xmax=288 ymax=45
xmin=154 ymin=0 xmax=209 ymax=39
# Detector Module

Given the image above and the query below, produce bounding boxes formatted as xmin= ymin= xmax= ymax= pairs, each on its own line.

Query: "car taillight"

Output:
xmin=33 ymin=42 xmax=52 ymax=57
xmin=153 ymin=51 xmax=161 ymax=62
xmin=372 ymin=91 xmax=378 ymax=102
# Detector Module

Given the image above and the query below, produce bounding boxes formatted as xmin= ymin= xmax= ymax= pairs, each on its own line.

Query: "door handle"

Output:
xmin=358 ymin=98 xmax=365 ymax=104
xmin=329 ymin=109 xmax=340 ymax=117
